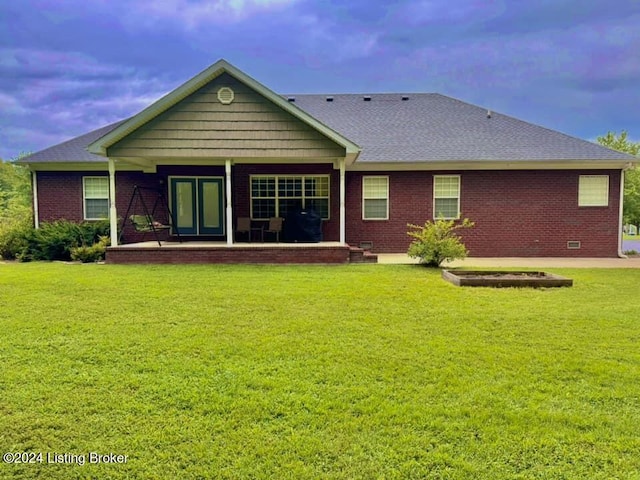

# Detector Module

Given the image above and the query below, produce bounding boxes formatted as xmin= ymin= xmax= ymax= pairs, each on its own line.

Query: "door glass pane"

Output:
xmin=202 ymin=181 xmax=221 ymax=229
xmin=176 ymin=181 xmax=194 ymax=229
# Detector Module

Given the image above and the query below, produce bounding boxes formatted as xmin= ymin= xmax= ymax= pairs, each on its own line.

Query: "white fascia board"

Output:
xmin=24 ymin=162 xmax=144 ymax=172
xmin=346 ymin=160 xmax=635 ymax=171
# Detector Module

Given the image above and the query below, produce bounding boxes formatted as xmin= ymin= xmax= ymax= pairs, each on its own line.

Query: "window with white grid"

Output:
xmin=83 ymin=177 xmax=109 ymax=220
xmin=250 ymin=175 xmax=330 ymax=220
xmin=578 ymin=175 xmax=609 ymax=207
xmin=433 ymin=175 xmax=460 ymax=219
xmin=362 ymin=176 xmax=389 ymax=220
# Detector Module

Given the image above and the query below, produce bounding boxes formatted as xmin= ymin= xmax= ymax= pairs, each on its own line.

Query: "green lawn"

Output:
xmin=1 ymin=263 xmax=639 ymax=479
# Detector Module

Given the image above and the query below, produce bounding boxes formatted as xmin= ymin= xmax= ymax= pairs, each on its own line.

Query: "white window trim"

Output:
xmin=578 ymin=175 xmax=609 ymax=207
xmin=82 ymin=176 xmax=110 ymax=220
xmin=433 ymin=175 xmax=461 ymax=220
xmin=250 ymin=175 xmax=331 ymax=220
xmin=362 ymin=175 xmax=389 ymax=220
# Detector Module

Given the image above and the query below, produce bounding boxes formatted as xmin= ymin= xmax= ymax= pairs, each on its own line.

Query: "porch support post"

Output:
xmin=339 ymin=158 xmax=346 ymax=244
xmin=225 ymin=159 xmax=233 ymax=246
xmin=108 ymin=158 xmax=118 ymax=247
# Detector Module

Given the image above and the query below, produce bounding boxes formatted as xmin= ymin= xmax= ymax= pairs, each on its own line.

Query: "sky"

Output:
xmin=1 ymin=0 xmax=639 ymax=160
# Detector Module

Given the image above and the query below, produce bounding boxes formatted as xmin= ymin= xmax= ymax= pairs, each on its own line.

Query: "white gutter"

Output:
xmin=618 ymin=167 xmax=628 ymax=258
xmin=32 ymin=171 xmax=39 ymax=229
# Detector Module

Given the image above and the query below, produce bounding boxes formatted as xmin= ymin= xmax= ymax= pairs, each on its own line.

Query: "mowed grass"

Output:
xmin=1 ymin=263 xmax=639 ymax=479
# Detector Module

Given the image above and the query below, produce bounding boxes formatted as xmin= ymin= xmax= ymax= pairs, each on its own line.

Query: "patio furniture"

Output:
xmin=236 ymin=217 xmax=263 ymax=242
xmin=264 ymin=217 xmax=283 ymax=242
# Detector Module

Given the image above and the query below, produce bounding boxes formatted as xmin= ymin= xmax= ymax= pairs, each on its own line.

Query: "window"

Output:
xmin=250 ymin=175 xmax=330 ymax=219
xmin=579 ymin=175 xmax=609 ymax=207
xmin=83 ymin=177 xmax=109 ymax=220
xmin=362 ymin=176 xmax=389 ymax=220
xmin=433 ymin=175 xmax=460 ymax=219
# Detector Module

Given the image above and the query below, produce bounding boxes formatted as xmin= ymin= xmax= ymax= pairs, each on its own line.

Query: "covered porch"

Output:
xmin=85 ymin=61 xmax=362 ymax=263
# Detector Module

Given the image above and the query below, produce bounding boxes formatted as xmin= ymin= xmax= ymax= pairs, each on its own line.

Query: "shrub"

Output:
xmin=70 ymin=236 xmax=110 ymax=263
xmin=1 ymin=219 xmax=110 ymax=262
xmin=407 ymin=218 xmax=474 ymax=267
xmin=0 ymin=213 xmax=33 ymax=260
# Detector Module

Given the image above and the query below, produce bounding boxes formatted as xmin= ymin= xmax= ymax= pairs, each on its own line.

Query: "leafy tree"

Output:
xmin=597 ymin=131 xmax=640 ymax=156
xmin=596 ymin=131 xmax=640 ymax=226
xmin=0 ymin=152 xmax=32 ymax=216
xmin=0 ymin=153 xmax=33 ymax=259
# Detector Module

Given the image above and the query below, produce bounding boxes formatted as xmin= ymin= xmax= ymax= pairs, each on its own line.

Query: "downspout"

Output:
xmin=618 ymin=167 xmax=628 ymax=258
xmin=32 ymin=170 xmax=39 ymax=229
xmin=108 ymin=158 xmax=118 ymax=247
xmin=225 ymin=159 xmax=233 ymax=246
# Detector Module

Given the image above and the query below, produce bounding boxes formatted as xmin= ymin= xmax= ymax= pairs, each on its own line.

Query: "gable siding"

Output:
xmin=108 ymin=73 xmax=345 ymax=159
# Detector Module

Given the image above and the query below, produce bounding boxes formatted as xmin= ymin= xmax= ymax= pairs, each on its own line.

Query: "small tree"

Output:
xmin=596 ymin=131 xmax=640 ymax=226
xmin=407 ymin=218 xmax=474 ymax=267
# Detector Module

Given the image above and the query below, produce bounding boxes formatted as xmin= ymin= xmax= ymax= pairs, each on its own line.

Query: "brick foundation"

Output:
xmin=106 ymin=244 xmax=351 ymax=264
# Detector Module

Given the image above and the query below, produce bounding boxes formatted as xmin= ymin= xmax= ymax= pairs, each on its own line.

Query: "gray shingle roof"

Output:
xmin=21 ymin=94 xmax=633 ymax=164
xmin=20 ymin=120 xmax=127 ymax=163
xmin=288 ymin=93 xmax=633 ymax=162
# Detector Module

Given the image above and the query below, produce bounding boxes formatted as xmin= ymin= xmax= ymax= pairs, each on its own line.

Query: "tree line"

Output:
xmin=596 ymin=131 xmax=640 ymax=227
xmin=0 ymin=152 xmax=32 ymax=223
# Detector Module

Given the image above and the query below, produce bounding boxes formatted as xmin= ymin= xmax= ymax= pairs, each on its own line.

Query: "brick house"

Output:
xmin=20 ymin=60 xmax=636 ymax=263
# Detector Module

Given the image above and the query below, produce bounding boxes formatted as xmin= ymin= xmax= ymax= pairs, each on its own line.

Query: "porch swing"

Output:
xmin=118 ymin=185 xmax=181 ymax=247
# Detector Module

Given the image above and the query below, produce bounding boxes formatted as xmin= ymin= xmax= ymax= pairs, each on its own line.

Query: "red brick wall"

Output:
xmin=37 ymin=168 xmax=622 ymax=257
xmin=36 ymin=171 xmax=87 ymax=222
xmin=36 ymin=164 xmax=339 ymax=242
xmin=36 ymin=170 xmax=167 ymax=243
xmin=346 ymin=170 xmax=622 ymax=257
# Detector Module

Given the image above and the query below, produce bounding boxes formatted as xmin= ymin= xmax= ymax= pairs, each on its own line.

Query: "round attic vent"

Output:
xmin=217 ymin=87 xmax=235 ymax=105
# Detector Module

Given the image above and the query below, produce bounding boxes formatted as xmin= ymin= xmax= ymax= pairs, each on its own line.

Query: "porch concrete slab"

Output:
xmin=112 ymin=241 xmax=344 ymax=249
xmin=377 ymin=254 xmax=640 ymax=268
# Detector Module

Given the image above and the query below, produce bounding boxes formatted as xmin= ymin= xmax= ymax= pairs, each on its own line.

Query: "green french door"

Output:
xmin=170 ymin=177 xmax=224 ymax=235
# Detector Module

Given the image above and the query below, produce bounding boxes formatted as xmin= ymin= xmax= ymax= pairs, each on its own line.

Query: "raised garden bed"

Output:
xmin=442 ymin=270 xmax=573 ymax=288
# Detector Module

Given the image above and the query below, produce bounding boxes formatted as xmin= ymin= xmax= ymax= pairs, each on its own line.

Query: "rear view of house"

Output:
xmin=20 ymin=59 xmax=636 ymax=263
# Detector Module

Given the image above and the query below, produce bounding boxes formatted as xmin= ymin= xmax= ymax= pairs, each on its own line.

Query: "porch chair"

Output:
xmin=236 ymin=217 xmax=251 ymax=242
xmin=236 ymin=217 xmax=263 ymax=242
xmin=264 ymin=217 xmax=283 ymax=242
